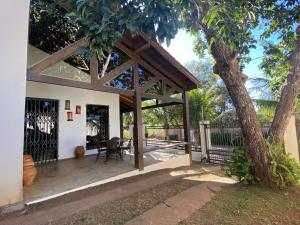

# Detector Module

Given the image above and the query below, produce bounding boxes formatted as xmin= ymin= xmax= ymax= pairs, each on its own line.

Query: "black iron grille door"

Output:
xmin=24 ymin=98 xmax=59 ymax=164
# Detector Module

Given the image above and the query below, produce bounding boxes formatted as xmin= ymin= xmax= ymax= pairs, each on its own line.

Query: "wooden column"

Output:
xmin=133 ymin=63 xmax=144 ymax=170
xmin=183 ymin=91 xmax=192 ymax=162
xmin=120 ymin=111 xmax=124 ymax=139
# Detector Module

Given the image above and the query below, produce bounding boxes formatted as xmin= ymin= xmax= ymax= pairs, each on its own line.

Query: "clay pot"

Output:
xmin=23 ymin=155 xmax=37 ymax=186
xmin=75 ymin=146 xmax=85 ymax=159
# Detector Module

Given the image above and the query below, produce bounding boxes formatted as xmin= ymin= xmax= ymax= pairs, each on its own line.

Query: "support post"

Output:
xmin=120 ymin=112 xmax=124 ymax=139
xmin=133 ymin=63 xmax=144 ymax=170
xmin=183 ymin=91 xmax=191 ymax=163
xmin=199 ymin=121 xmax=210 ymax=161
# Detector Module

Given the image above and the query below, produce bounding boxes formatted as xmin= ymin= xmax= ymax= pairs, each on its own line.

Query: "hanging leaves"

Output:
xmin=59 ymin=0 xmax=180 ymax=59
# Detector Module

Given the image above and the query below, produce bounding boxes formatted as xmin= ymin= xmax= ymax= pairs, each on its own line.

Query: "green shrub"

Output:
xmin=223 ymin=147 xmax=257 ymax=184
xmin=267 ymin=141 xmax=300 ymax=189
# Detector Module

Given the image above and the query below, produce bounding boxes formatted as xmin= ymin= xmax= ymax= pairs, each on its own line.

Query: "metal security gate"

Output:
xmin=205 ymin=122 xmax=244 ymax=164
xmin=24 ymin=98 xmax=59 ymax=164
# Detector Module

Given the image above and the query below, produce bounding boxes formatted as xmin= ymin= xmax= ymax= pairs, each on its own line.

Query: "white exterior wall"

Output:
xmin=0 ymin=1 xmax=30 ymax=206
xmin=26 ymin=81 xmax=120 ymax=159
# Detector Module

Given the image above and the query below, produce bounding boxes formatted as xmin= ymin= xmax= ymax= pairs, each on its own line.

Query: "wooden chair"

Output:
xmin=105 ymin=137 xmax=122 ymax=162
xmin=95 ymin=140 xmax=108 ymax=162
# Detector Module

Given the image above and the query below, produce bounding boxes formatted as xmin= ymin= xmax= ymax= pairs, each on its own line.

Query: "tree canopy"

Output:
xmin=58 ymin=0 xmax=180 ymax=58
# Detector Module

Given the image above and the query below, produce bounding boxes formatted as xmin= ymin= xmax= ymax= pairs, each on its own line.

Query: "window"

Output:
xmin=86 ymin=105 xmax=109 ymax=150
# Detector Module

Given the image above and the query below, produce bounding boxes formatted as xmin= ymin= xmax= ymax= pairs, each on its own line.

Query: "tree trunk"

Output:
xmin=220 ymin=69 xmax=273 ymax=184
xmin=199 ymin=24 xmax=274 ymax=185
xmin=269 ymin=25 xmax=300 ymax=143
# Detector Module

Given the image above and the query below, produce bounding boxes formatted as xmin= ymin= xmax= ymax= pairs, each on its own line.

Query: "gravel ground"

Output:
xmin=47 ymin=178 xmax=199 ymax=225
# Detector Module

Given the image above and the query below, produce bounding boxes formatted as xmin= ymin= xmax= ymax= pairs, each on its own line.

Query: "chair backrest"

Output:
xmin=107 ymin=137 xmax=120 ymax=149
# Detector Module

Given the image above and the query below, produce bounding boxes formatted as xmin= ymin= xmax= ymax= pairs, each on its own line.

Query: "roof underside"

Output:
xmin=121 ymin=33 xmax=201 ymax=91
xmin=119 ymin=33 xmax=201 ymax=112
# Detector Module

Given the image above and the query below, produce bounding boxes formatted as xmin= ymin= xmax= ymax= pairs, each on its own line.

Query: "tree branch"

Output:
xmin=269 ymin=25 xmax=300 ymax=143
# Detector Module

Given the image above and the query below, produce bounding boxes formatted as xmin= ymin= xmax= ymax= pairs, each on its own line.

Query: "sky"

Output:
xmin=162 ymin=29 xmax=266 ymax=98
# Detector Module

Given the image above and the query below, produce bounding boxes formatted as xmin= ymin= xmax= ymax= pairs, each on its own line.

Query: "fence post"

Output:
xmin=199 ymin=121 xmax=211 ymax=160
xmin=284 ymin=115 xmax=300 ymax=162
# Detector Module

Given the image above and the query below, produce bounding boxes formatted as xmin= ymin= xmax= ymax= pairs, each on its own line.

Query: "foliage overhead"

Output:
xmin=58 ymin=0 xmax=180 ymax=58
xmin=178 ymin=0 xmax=299 ymax=69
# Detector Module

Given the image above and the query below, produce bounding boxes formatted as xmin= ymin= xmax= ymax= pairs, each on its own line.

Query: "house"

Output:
xmin=0 ymin=2 xmax=200 ymax=208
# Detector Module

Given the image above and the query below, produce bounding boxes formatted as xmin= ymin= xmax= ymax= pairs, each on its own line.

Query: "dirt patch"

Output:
xmin=178 ymin=184 xmax=300 ymax=225
xmin=46 ymin=178 xmax=200 ymax=225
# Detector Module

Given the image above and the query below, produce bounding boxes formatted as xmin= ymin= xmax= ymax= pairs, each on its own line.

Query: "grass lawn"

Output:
xmin=178 ymin=184 xmax=300 ymax=225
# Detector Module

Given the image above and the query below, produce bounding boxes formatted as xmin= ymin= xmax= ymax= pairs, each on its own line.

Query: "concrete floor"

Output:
xmin=23 ymin=148 xmax=185 ymax=203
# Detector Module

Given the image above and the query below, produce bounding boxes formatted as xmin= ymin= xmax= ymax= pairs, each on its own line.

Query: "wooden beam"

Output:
xmin=120 ymin=111 xmax=124 ymax=139
xmin=90 ymin=54 xmax=98 ymax=87
xmin=139 ymin=33 xmax=202 ymax=88
xmin=134 ymin=43 xmax=151 ymax=54
xmin=96 ymin=59 xmax=134 ymax=86
xmin=100 ymin=85 xmax=135 ymax=96
xmin=27 ymin=70 xmax=135 ymax=96
xmin=29 ymin=38 xmax=89 ymax=74
xmin=142 ymin=102 xmax=182 ymax=110
xmin=183 ymin=91 xmax=191 ymax=161
xmin=27 ymin=70 xmax=92 ymax=89
xmin=115 ymin=42 xmax=183 ymax=93
xmin=139 ymin=53 xmax=186 ymax=90
xmin=162 ymin=81 xmax=167 ymax=97
xmin=142 ymin=93 xmax=183 ymax=103
xmin=133 ymin=62 xmax=144 ymax=170
xmin=140 ymin=76 xmax=159 ymax=93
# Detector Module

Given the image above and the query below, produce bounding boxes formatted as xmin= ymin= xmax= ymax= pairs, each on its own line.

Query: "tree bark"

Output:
xmin=220 ymin=68 xmax=273 ymax=184
xmin=199 ymin=24 xmax=274 ymax=185
xmin=269 ymin=25 xmax=300 ymax=143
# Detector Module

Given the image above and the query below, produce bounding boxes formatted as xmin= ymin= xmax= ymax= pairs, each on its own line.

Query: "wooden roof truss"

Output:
xmin=27 ymin=36 xmax=191 ymax=104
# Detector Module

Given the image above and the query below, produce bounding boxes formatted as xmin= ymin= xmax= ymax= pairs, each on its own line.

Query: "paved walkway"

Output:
xmin=126 ymin=182 xmax=223 ymax=225
xmin=0 ymin=166 xmax=233 ymax=225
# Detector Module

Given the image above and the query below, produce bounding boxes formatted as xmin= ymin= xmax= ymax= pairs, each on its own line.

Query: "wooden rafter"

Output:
xmin=134 ymin=43 xmax=151 ymax=54
xmin=115 ymin=42 xmax=183 ymax=93
xmin=142 ymin=101 xmax=182 ymax=110
xmin=27 ymin=70 xmax=134 ymax=96
xmin=29 ymin=38 xmax=88 ymax=75
xmin=139 ymin=33 xmax=201 ymax=88
xmin=142 ymin=92 xmax=183 ymax=103
xmin=140 ymin=76 xmax=159 ymax=93
xmin=138 ymin=53 xmax=186 ymax=90
xmin=96 ymin=59 xmax=135 ymax=86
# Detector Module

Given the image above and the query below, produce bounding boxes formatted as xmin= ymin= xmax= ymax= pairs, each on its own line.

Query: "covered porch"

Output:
xmin=19 ymin=3 xmax=202 ymax=204
xmin=26 ymin=32 xmax=200 ymax=170
xmin=24 ymin=147 xmax=188 ymax=204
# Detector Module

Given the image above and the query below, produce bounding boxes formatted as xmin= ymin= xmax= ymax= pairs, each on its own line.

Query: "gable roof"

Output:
xmin=120 ymin=33 xmax=201 ymax=91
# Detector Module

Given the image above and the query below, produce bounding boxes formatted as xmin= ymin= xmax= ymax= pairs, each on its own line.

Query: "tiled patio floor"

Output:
xmin=23 ymin=148 xmax=185 ymax=203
